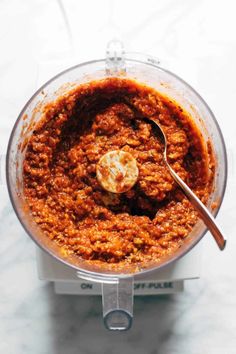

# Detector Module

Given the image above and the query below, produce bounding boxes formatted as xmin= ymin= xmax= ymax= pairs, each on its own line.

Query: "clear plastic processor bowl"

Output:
xmin=7 ymin=41 xmax=227 ymax=330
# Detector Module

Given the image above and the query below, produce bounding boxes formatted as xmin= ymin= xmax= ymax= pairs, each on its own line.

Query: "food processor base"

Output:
xmin=36 ymin=241 xmax=202 ymax=296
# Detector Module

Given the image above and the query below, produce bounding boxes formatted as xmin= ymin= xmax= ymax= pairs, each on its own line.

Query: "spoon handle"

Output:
xmin=168 ymin=165 xmax=226 ymax=250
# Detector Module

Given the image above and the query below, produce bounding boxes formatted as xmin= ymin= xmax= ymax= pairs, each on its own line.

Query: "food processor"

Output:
xmin=6 ymin=40 xmax=227 ymax=330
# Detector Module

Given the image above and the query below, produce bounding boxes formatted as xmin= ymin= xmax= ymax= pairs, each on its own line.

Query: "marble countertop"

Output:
xmin=1 ymin=0 xmax=236 ymax=353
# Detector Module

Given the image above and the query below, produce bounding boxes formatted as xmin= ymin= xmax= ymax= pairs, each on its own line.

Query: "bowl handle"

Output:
xmin=102 ymin=276 xmax=134 ymax=331
xmin=106 ymin=39 xmax=126 ymax=75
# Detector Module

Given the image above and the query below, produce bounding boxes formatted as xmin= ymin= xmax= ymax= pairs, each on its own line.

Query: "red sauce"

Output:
xmin=23 ymin=78 xmax=214 ymax=270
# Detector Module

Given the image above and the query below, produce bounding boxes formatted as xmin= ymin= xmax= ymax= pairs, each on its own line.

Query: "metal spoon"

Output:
xmin=147 ymin=117 xmax=226 ymax=250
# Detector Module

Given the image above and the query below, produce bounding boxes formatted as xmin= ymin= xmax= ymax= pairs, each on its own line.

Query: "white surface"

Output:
xmin=0 ymin=0 xmax=236 ymax=353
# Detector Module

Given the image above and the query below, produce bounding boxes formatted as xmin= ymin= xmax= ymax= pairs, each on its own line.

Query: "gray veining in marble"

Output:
xmin=1 ymin=0 xmax=236 ymax=353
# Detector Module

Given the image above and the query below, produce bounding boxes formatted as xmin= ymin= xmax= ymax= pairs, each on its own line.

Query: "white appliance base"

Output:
xmin=36 ymin=240 xmax=202 ymax=295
